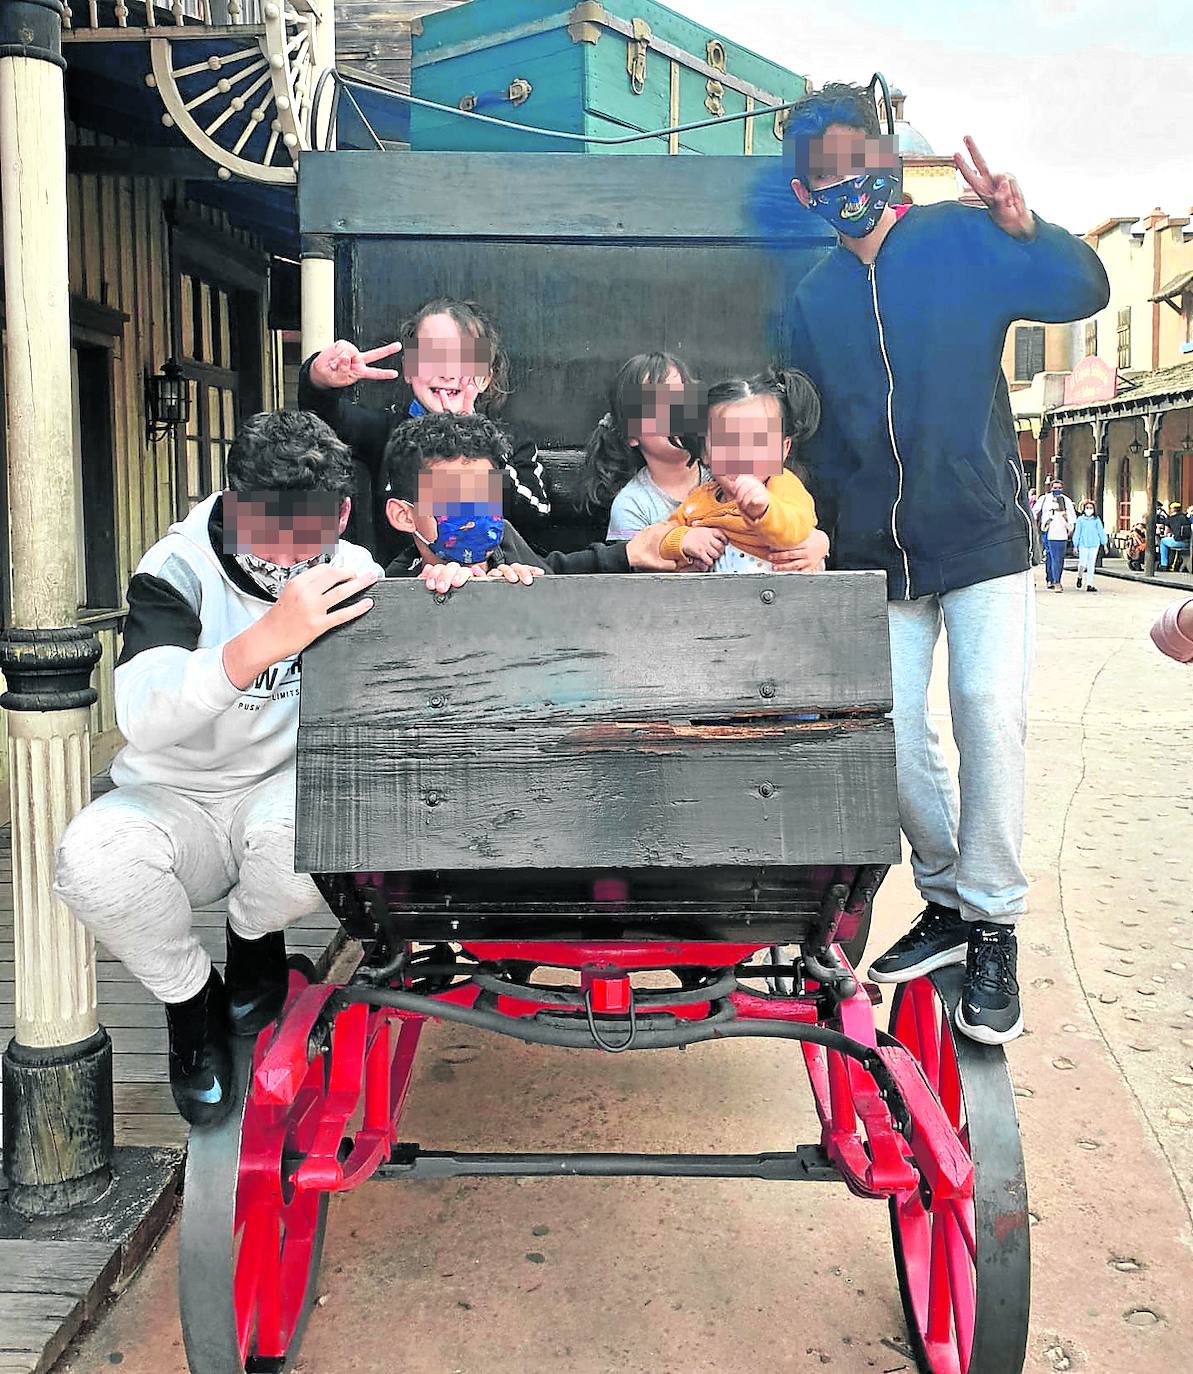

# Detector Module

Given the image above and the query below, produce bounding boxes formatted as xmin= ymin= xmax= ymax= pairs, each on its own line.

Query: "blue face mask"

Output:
xmin=415 ymin=502 xmax=504 ymax=567
xmin=806 ymin=173 xmax=898 ymax=239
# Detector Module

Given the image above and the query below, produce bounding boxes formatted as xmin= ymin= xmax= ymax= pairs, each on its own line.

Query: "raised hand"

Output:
xmin=264 ymin=564 xmax=378 ymax=657
xmin=719 ymin=472 xmax=771 ymax=520
xmin=309 ymin=339 xmax=403 ymax=390
xmin=954 ymin=137 xmax=1035 ymax=241
xmin=223 ymin=564 xmax=377 ymax=690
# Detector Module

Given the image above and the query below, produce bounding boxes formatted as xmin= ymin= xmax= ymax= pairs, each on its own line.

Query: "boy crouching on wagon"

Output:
xmin=382 ymin=412 xmax=678 ymax=583
xmin=54 ymin=412 xmax=382 ymax=1126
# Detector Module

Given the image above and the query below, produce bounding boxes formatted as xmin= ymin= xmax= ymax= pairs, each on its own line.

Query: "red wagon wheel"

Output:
xmin=179 ymin=962 xmax=330 ymax=1374
xmin=887 ymin=966 xmax=1030 ymax=1374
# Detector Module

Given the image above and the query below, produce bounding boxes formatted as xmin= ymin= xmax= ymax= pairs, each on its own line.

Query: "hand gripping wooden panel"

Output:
xmin=295 ymin=572 xmax=900 ymax=874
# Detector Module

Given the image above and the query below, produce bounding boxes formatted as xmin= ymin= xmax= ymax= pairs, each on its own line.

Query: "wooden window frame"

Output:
xmin=1116 ymin=306 xmax=1131 ymax=370
xmin=1013 ymin=325 xmax=1045 ymax=383
xmin=1084 ymin=318 xmax=1098 ymax=358
xmin=169 ymin=215 xmax=268 ymax=511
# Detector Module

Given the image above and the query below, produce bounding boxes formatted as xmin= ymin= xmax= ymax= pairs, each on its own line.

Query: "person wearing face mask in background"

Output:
xmin=1037 ymin=480 xmax=1078 ymax=591
xmin=782 ymin=82 xmax=1110 ymax=1044
xmin=1072 ymin=499 xmax=1109 ymax=592
xmin=53 ymin=412 xmax=382 ymax=1127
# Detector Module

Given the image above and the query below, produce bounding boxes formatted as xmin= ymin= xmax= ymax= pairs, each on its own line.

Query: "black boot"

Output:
xmin=224 ymin=922 xmax=288 ymax=1037
xmin=165 ymin=969 xmax=234 ymax=1127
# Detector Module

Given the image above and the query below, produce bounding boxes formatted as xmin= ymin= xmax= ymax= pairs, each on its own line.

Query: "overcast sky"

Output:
xmin=672 ymin=0 xmax=1186 ymax=235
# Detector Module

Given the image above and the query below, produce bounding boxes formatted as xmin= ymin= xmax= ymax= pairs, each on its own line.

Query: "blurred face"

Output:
xmin=385 ymin=456 xmax=502 ymax=545
xmin=704 ymin=395 xmax=791 ymax=481
xmin=625 ymin=366 xmax=704 ymax=463
xmin=403 ymin=313 xmax=494 ymax=414
xmin=1083 ymin=504 xmax=1095 ymax=516
xmin=223 ymin=490 xmax=347 ymax=565
xmin=792 ymin=123 xmax=900 ymax=197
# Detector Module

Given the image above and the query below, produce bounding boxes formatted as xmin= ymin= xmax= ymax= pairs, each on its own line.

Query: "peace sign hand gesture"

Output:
xmin=309 ymin=339 xmax=403 ymax=390
xmin=954 ymin=136 xmax=1035 ymax=241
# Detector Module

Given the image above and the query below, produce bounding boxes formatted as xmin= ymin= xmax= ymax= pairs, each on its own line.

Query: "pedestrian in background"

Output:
xmin=1036 ymin=479 xmax=1076 ymax=590
xmin=1073 ymin=499 xmax=1108 ymax=592
xmin=1158 ymin=500 xmax=1191 ymax=571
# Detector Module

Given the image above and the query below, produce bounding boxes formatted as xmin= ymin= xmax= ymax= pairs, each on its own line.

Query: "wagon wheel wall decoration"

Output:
xmin=146 ymin=1 xmax=329 ymax=185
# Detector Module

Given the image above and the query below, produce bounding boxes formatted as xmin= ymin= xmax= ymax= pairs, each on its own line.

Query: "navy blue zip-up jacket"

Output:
xmin=788 ymin=202 xmax=1110 ymax=600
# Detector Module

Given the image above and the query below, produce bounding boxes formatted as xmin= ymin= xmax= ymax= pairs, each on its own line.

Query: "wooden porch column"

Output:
xmin=301 ymin=0 xmax=337 ymax=359
xmin=1144 ymin=411 xmax=1163 ymax=580
xmin=301 ymin=233 xmax=336 ymax=359
xmin=0 ymin=1 xmax=111 ymax=1216
xmin=1091 ymin=418 xmax=1108 ymax=521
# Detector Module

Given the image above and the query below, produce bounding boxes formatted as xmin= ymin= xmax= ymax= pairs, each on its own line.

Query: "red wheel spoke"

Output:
xmin=277 ymin=1200 xmax=321 ymax=1347
xmin=913 ymin=980 xmax=942 ymax=1089
xmin=949 ymin=1197 xmax=977 ymax=1264
xmin=253 ymin=1212 xmax=284 ymax=1358
xmin=939 ymin=1022 xmax=963 ymax=1130
xmin=944 ymin=1207 xmax=977 ymax=1371
xmin=895 ymin=989 xmax=922 ymax=1061
xmin=233 ymin=1209 xmax=268 ymax=1362
xmin=926 ymin=1210 xmax=953 ymax=1350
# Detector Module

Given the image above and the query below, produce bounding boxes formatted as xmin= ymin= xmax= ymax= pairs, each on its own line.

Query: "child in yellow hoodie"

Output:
xmin=659 ymin=368 xmax=823 ymax=572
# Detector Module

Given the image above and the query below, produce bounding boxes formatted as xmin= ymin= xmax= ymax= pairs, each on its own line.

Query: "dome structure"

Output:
xmin=889 ymin=87 xmax=935 ymax=158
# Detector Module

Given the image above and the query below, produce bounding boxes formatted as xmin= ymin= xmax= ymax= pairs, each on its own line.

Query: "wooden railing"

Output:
xmin=63 ymin=1 xmax=269 ymax=31
xmin=62 ymin=1 xmax=333 ymax=184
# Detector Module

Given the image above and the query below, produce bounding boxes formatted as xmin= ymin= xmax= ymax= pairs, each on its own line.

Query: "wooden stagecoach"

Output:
xmin=177 ymin=150 xmax=1031 ymax=1374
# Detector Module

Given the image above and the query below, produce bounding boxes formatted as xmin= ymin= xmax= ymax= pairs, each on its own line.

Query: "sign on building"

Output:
xmin=1063 ymin=354 xmax=1118 ymax=406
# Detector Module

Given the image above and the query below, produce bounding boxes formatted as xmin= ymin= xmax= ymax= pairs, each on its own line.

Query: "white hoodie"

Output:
xmin=110 ymin=493 xmax=381 ymax=796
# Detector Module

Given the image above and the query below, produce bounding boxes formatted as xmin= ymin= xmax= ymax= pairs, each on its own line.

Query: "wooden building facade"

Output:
xmin=0 ymin=120 xmax=281 ymax=820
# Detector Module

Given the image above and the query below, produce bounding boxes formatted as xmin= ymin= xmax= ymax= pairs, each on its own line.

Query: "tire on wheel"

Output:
xmin=886 ymin=966 xmax=1030 ymax=1374
xmin=180 ymin=968 xmax=329 ymax=1374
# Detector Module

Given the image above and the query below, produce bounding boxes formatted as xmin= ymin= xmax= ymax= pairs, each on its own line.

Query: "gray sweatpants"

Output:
xmin=54 ymin=771 xmax=324 ymax=1005
xmin=887 ymin=571 xmax=1036 ymax=925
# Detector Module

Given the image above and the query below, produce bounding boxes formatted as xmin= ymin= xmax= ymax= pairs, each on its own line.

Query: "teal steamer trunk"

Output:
xmin=409 ymin=0 xmax=809 ymax=155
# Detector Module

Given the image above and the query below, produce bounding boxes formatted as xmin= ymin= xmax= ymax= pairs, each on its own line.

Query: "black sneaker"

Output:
xmin=225 ymin=922 xmax=288 ymax=1037
xmin=165 ymin=968 xmax=234 ymax=1127
xmin=955 ymin=922 xmax=1023 ymax=1045
xmin=868 ymin=903 xmax=969 ymax=983
xmin=1075 ymin=574 xmax=1083 ymax=589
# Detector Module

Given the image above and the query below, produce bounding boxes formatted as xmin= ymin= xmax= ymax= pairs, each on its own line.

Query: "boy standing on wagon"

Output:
xmin=783 ymin=85 xmax=1110 ymax=1043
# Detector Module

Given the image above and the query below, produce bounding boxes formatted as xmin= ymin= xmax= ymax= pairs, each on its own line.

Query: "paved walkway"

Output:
xmin=52 ymin=573 xmax=1193 ymax=1373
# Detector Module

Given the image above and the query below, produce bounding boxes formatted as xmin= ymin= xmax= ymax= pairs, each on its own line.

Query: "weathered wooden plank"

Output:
xmin=299 ymin=573 xmax=893 ymax=728
xmin=0 ymin=1291 xmax=85 ymax=1366
xmin=299 ymin=151 xmax=831 ymax=243
xmin=0 ymin=1240 xmax=119 ymax=1294
xmin=296 ymin=716 xmax=899 ymax=873
xmin=115 ymin=1115 xmax=187 ymax=1149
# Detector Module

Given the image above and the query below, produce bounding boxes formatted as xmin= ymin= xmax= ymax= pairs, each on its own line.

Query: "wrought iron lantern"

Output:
xmin=145 ymin=359 xmax=189 ymax=444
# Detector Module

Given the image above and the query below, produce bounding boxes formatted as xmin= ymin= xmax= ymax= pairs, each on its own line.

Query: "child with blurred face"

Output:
xmin=382 ymin=413 xmax=682 ymax=592
xmin=659 ymin=369 xmax=823 ymax=573
xmin=581 ymin=352 xmax=705 ymax=538
xmin=300 ymin=298 xmax=550 ymax=555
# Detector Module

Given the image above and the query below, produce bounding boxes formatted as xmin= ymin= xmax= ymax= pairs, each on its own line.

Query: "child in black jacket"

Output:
xmin=298 ymin=297 xmax=550 ymax=561
xmin=381 ymin=413 xmax=675 ymax=587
